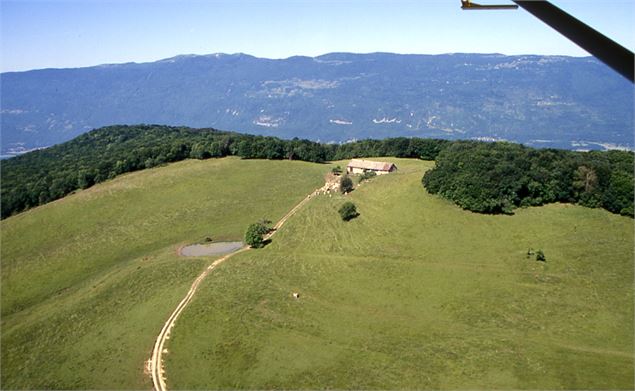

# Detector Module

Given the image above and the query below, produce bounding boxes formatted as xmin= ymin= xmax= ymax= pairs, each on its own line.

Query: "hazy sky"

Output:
xmin=2 ymin=0 xmax=634 ymax=72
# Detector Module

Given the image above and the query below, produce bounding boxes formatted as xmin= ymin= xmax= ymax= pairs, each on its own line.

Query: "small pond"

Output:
xmin=180 ymin=241 xmax=244 ymax=257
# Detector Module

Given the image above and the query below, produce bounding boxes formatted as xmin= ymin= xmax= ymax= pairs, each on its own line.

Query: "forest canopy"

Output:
xmin=422 ymin=141 xmax=633 ymax=217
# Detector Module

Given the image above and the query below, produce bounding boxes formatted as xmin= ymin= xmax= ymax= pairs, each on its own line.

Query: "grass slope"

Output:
xmin=166 ymin=158 xmax=634 ymax=389
xmin=0 ymin=157 xmax=326 ymax=389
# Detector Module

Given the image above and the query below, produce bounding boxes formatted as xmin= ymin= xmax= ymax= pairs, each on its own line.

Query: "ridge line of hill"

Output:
xmin=2 ymin=52 xmax=593 ymax=74
xmin=1 ymin=124 xmax=632 ymax=220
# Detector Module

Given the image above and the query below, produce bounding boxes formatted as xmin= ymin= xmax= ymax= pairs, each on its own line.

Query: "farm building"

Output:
xmin=346 ymin=159 xmax=397 ymax=175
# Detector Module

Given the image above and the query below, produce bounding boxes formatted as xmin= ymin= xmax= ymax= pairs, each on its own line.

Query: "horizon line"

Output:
xmin=1 ymin=51 xmax=593 ymax=74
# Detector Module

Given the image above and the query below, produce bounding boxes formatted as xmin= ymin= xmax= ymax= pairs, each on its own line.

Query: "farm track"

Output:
xmin=149 ymin=187 xmax=320 ymax=391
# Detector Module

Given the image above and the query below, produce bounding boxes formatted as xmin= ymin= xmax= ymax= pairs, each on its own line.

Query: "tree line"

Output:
xmin=2 ymin=125 xmax=632 ymax=219
xmin=0 ymin=125 xmax=450 ymax=218
xmin=422 ymin=141 xmax=634 ymax=217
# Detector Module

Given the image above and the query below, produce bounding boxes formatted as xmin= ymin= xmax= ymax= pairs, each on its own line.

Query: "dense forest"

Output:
xmin=422 ymin=141 xmax=634 ymax=217
xmin=1 ymin=125 xmax=632 ymax=219
xmin=0 ymin=125 xmax=448 ymax=218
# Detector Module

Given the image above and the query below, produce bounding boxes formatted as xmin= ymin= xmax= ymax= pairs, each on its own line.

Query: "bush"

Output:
xmin=332 ymin=165 xmax=343 ymax=175
xmin=244 ymin=221 xmax=270 ymax=248
xmin=340 ymin=175 xmax=353 ymax=193
xmin=338 ymin=202 xmax=359 ymax=221
xmin=359 ymin=170 xmax=377 ymax=183
xmin=536 ymin=250 xmax=546 ymax=262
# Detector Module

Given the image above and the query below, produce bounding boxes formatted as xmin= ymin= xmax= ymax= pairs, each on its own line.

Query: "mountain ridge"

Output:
xmin=2 ymin=51 xmax=592 ymax=72
xmin=2 ymin=52 xmax=632 ymax=155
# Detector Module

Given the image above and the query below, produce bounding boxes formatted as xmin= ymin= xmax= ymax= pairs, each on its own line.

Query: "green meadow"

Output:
xmin=1 ymin=157 xmax=632 ymax=389
xmin=166 ymin=158 xmax=634 ymax=390
xmin=0 ymin=157 xmax=325 ymax=389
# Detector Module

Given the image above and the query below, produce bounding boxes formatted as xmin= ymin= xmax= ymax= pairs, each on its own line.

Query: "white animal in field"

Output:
xmin=292 ymin=292 xmax=300 ymax=299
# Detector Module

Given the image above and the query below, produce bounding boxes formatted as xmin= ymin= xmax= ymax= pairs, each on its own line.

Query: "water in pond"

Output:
xmin=180 ymin=241 xmax=244 ymax=256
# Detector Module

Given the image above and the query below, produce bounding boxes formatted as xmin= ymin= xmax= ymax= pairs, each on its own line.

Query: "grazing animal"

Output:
xmin=292 ymin=292 xmax=300 ymax=299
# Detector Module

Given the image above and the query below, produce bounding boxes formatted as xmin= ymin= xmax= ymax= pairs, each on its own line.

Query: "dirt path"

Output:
xmin=148 ymin=188 xmax=320 ymax=391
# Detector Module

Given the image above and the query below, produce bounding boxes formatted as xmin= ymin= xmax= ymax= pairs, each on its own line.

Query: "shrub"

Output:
xmin=340 ymin=175 xmax=353 ymax=193
xmin=359 ymin=170 xmax=377 ymax=183
xmin=338 ymin=202 xmax=359 ymax=221
xmin=536 ymin=250 xmax=546 ymax=262
xmin=245 ymin=221 xmax=270 ymax=248
xmin=332 ymin=165 xmax=343 ymax=175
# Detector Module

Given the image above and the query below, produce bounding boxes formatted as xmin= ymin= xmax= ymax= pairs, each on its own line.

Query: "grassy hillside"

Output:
xmin=0 ymin=157 xmax=326 ymax=389
xmin=166 ymin=158 xmax=634 ymax=389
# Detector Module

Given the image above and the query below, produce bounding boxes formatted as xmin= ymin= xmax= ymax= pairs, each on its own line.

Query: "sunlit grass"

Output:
xmin=167 ymin=158 xmax=634 ymax=390
xmin=1 ymin=157 xmax=326 ymax=389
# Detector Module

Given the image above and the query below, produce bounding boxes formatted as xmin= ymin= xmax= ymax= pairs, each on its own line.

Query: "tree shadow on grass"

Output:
xmin=342 ymin=212 xmax=360 ymax=222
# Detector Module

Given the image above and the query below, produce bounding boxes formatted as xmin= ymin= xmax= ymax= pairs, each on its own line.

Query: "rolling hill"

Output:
xmin=2 ymin=52 xmax=633 ymax=156
xmin=0 ymin=157 xmax=325 ymax=389
xmin=1 ymin=156 xmax=632 ymax=389
xmin=165 ymin=158 xmax=634 ymax=389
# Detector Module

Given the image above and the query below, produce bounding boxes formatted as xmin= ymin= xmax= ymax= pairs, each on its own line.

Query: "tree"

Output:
xmin=340 ymin=175 xmax=353 ymax=193
xmin=338 ymin=202 xmax=359 ymax=221
xmin=77 ymin=170 xmax=95 ymax=189
xmin=244 ymin=221 xmax=271 ymax=248
xmin=573 ymin=165 xmax=600 ymax=206
xmin=209 ymin=141 xmax=224 ymax=157
xmin=190 ymin=142 xmax=210 ymax=159
xmin=602 ymin=171 xmax=634 ymax=216
xmin=236 ymin=140 xmax=254 ymax=158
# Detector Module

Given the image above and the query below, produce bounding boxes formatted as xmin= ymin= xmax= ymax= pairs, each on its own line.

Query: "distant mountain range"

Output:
xmin=1 ymin=52 xmax=633 ymax=155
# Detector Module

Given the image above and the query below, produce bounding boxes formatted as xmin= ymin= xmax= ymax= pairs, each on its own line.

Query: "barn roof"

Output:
xmin=347 ymin=159 xmax=396 ymax=171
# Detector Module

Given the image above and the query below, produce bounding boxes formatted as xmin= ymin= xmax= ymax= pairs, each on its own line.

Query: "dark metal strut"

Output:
xmin=513 ymin=0 xmax=634 ymax=83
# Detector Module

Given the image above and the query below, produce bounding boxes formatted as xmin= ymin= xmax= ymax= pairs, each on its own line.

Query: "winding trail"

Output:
xmin=149 ymin=188 xmax=319 ymax=391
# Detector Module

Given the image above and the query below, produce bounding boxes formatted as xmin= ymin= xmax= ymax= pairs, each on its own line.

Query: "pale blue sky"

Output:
xmin=1 ymin=0 xmax=634 ymax=72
